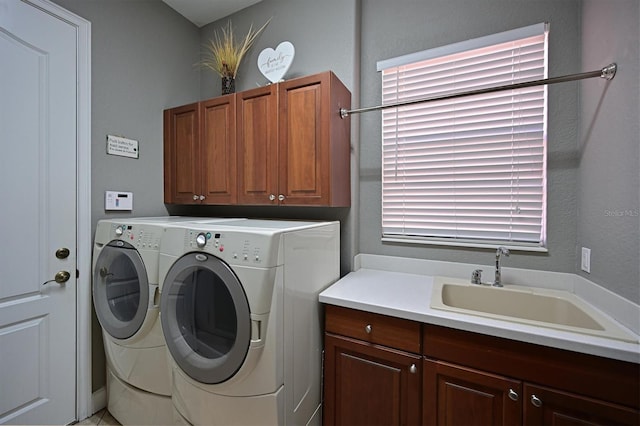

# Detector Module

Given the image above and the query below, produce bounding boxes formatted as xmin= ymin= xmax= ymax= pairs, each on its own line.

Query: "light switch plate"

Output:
xmin=581 ymin=247 xmax=591 ymax=273
xmin=105 ymin=191 xmax=133 ymax=211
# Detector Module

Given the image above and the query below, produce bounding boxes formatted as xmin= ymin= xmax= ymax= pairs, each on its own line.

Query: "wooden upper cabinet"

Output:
xmin=165 ymin=71 xmax=351 ymax=206
xmin=278 ymin=71 xmax=351 ymax=206
xmin=201 ymin=95 xmax=236 ymax=204
xmin=164 ymin=95 xmax=236 ymax=204
xmin=236 ymin=84 xmax=278 ymax=205
xmin=164 ymin=102 xmax=200 ymax=204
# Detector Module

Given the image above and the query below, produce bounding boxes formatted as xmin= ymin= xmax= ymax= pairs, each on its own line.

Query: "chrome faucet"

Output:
xmin=493 ymin=246 xmax=510 ymax=287
xmin=470 ymin=246 xmax=510 ymax=286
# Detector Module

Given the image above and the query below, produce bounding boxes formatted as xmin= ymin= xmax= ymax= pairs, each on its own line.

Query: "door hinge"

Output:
xmin=76 ymin=269 xmax=80 ymax=279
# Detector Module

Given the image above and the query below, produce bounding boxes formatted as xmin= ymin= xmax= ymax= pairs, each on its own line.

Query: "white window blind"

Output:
xmin=380 ymin=24 xmax=548 ymax=248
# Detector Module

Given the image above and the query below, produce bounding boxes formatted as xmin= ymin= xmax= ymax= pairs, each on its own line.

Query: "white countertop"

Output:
xmin=319 ymin=255 xmax=640 ymax=364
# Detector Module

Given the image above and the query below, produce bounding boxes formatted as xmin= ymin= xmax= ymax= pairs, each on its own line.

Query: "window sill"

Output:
xmin=381 ymin=236 xmax=548 ymax=253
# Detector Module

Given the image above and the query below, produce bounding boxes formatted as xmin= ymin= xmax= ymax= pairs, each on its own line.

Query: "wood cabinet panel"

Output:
xmin=165 ymin=71 xmax=351 ymax=207
xmin=423 ymin=359 xmax=522 ymax=426
xmin=279 ymin=76 xmax=326 ymax=204
xmin=278 ymin=71 xmax=351 ymax=206
xmin=201 ymin=95 xmax=236 ymax=204
xmin=323 ymin=305 xmax=639 ymax=426
xmin=164 ymin=96 xmax=237 ymax=204
xmin=523 ymin=384 xmax=640 ymax=426
xmin=423 ymin=324 xmax=640 ymax=409
xmin=164 ymin=102 xmax=199 ymax=204
xmin=324 ymin=333 xmax=422 ymax=426
xmin=325 ymin=304 xmax=421 ymax=354
xmin=237 ymin=85 xmax=277 ymax=205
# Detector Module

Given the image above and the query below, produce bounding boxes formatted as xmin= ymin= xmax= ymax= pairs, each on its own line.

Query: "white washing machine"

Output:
xmin=92 ymin=216 xmax=240 ymax=425
xmin=158 ymin=219 xmax=340 ymax=426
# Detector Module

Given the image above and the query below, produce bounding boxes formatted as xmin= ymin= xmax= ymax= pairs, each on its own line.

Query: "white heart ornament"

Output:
xmin=258 ymin=41 xmax=295 ymax=83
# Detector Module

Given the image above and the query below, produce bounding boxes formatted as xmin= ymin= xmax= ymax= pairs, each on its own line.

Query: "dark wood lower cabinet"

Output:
xmin=323 ymin=333 xmax=422 ymax=426
xmin=323 ymin=306 xmax=639 ymax=426
xmin=523 ymin=384 xmax=640 ymax=426
xmin=423 ymin=359 xmax=522 ymax=426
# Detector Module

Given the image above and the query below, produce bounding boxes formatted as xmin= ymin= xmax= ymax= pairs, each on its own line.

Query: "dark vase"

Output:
xmin=221 ymin=76 xmax=235 ymax=95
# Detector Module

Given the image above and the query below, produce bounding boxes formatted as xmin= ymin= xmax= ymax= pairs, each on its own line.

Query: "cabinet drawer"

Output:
xmin=325 ymin=304 xmax=421 ymax=353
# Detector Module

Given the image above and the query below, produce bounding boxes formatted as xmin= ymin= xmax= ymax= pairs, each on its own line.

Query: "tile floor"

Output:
xmin=76 ymin=409 xmax=121 ymax=426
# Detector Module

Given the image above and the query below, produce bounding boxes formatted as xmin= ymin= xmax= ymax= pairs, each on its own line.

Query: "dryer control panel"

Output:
xmin=108 ymin=223 xmax=162 ymax=250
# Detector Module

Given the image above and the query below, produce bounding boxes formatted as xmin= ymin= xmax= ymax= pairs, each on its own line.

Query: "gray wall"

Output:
xmin=51 ymin=0 xmax=200 ymax=226
xmin=359 ymin=0 xmax=582 ymax=274
xmin=578 ymin=0 xmax=639 ymax=303
xmin=51 ymin=0 xmax=201 ymax=392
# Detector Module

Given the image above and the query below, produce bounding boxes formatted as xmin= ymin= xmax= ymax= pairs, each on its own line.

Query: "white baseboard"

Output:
xmin=92 ymin=387 xmax=107 ymax=415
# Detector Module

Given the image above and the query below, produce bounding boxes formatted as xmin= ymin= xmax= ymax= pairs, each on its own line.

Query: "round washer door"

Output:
xmin=161 ymin=252 xmax=251 ymax=384
xmin=93 ymin=240 xmax=149 ymax=340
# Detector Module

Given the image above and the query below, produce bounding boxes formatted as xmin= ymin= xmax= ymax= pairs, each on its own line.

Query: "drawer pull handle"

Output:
xmin=531 ymin=395 xmax=543 ymax=408
xmin=364 ymin=324 xmax=372 ymax=334
xmin=508 ymin=389 xmax=519 ymax=401
xmin=409 ymin=364 xmax=417 ymax=374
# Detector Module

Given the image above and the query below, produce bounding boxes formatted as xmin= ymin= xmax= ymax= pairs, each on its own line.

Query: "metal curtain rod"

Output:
xmin=339 ymin=63 xmax=617 ymax=119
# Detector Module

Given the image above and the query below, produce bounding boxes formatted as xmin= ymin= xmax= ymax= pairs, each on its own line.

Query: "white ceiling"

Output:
xmin=162 ymin=0 xmax=263 ymax=28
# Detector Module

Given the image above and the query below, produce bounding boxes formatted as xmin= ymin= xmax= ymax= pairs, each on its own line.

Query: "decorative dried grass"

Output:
xmin=201 ymin=18 xmax=271 ymax=78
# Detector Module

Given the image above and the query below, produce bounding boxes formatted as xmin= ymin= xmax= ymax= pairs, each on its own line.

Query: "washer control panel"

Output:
xmin=110 ymin=223 xmax=162 ymax=249
xmin=184 ymin=229 xmax=277 ymax=266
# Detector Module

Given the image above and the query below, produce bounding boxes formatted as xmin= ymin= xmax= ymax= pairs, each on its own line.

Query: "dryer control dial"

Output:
xmin=195 ymin=232 xmax=207 ymax=248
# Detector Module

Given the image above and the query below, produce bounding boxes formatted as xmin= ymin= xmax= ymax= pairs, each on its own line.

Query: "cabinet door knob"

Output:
xmin=409 ymin=364 xmax=417 ymax=374
xmin=278 ymin=194 xmax=285 ymax=201
xmin=269 ymin=194 xmax=276 ymax=201
xmin=199 ymin=195 xmax=205 ymax=201
xmin=531 ymin=395 xmax=543 ymax=408
xmin=364 ymin=324 xmax=372 ymax=334
xmin=193 ymin=194 xmax=199 ymax=201
xmin=508 ymin=389 xmax=519 ymax=401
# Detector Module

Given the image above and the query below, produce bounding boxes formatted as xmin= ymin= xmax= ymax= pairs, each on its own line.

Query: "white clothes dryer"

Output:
xmin=158 ymin=219 xmax=340 ymax=426
xmin=92 ymin=216 xmax=239 ymax=425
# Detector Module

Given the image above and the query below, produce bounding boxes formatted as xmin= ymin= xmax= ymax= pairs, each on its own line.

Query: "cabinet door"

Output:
xmin=278 ymin=73 xmax=329 ymax=205
xmin=201 ymin=95 xmax=236 ymax=204
xmin=324 ymin=333 xmax=422 ymax=426
xmin=423 ymin=359 xmax=522 ymax=426
xmin=237 ymin=85 xmax=278 ymax=205
xmin=523 ymin=384 xmax=640 ymax=426
xmin=164 ymin=102 xmax=200 ymax=204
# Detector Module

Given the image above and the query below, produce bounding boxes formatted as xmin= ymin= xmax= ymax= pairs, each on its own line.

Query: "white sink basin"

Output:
xmin=430 ymin=276 xmax=638 ymax=343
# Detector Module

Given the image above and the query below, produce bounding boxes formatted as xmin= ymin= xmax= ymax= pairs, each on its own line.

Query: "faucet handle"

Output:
xmin=471 ymin=269 xmax=483 ymax=284
xmin=497 ymin=246 xmax=510 ymax=257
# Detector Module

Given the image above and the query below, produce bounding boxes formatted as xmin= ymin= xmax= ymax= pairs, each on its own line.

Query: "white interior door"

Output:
xmin=0 ymin=0 xmax=78 ymax=424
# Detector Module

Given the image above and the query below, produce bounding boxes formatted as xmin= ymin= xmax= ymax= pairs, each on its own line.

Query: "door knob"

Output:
xmin=42 ymin=270 xmax=70 ymax=286
xmin=55 ymin=271 xmax=70 ymax=283
xmin=56 ymin=247 xmax=70 ymax=259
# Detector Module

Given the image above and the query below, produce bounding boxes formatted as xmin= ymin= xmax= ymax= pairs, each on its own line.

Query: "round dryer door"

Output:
xmin=93 ymin=240 xmax=149 ymax=339
xmin=161 ymin=252 xmax=251 ymax=384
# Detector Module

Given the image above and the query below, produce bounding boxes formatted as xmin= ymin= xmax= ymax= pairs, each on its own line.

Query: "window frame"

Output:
xmin=378 ymin=23 xmax=549 ymax=252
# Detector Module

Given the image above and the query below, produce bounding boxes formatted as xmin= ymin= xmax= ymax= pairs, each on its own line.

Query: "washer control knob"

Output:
xmin=195 ymin=232 xmax=207 ymax=248
xmin=115 ymin=226 xmax=123 ymax=236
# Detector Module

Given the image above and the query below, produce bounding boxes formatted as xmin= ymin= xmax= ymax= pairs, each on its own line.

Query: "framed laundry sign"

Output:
xmin=258 ymin=41 xmax=295 ymax=83
xmin=107 ymin=134 xmax=139 ymax=159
